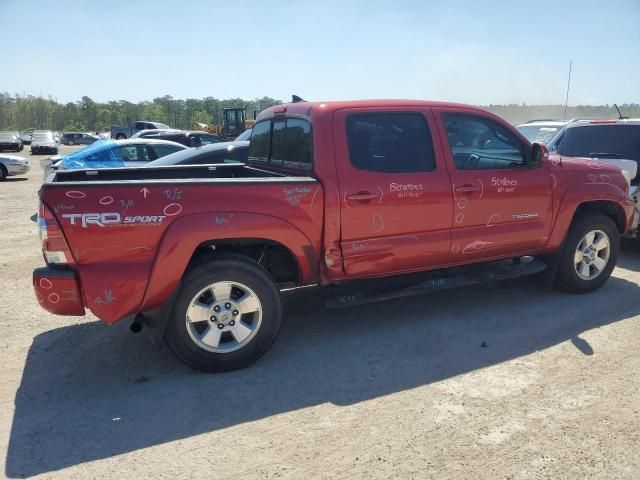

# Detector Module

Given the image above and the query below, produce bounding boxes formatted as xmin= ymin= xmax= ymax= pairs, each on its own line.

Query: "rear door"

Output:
xmin=434 ymin=109 xmax=553 ymax=260
xmin=334 ymin=108 xmax=453 ymax=277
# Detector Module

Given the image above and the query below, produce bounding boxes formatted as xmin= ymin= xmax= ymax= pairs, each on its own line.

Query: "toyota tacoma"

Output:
xmin=34 ymin=99 xmax=635 ymax=372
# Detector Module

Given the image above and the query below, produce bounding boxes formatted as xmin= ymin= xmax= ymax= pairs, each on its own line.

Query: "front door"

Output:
xmin=434 ymin=109 xmax=553 ymax=261
xmin=334 ymin=108 xmax=454 ymax=277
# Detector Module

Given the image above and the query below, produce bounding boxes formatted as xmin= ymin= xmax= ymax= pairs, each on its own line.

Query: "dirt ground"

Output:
xmin=1 ymin=146 xmax=640 ymax=479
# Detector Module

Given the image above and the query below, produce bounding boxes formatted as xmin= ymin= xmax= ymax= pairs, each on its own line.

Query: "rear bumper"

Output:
xmin=33 ymin=267 xmax=85 ymax=316
xmin=0 ymin=143 xmax=20 ymax=150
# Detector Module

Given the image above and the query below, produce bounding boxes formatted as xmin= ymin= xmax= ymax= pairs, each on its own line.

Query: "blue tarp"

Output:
xmin=60 ymin=140 xmax=126 ymax=169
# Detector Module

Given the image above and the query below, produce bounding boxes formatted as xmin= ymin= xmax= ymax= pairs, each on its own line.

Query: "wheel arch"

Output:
xmin=139 ymin=211 xmax=320 ymax=313
xmin=546 ymin=182 xmax=632 ymax=251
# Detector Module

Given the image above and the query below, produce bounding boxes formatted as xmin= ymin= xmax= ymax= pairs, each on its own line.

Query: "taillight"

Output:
xmin=38 ymin=202 xmax=75 ymax=267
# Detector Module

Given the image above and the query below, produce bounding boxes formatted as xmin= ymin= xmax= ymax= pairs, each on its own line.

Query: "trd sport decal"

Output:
xmin=62 ymin=213 xmax=167 ymax=228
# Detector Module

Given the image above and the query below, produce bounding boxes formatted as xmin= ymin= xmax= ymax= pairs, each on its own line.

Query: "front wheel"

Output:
xmin=555 ymin=213 xmax=619 ymax=293
xmin=116 ymin=134 xmax=126 ymax=140
xmin=165 ymin=255 xmax=282 ymax=372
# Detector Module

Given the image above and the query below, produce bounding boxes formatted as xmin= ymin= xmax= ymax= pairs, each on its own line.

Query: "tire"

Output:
xmin=554 ymin=213 xmax=619 ymax=293
xmin=68 ymin=140 xmax=74 ymax=145
xmin=164 ymin=254 xmax=282 ymax=372
xmin=0 ymin=165 xmax=7 ymax=181
xmin=116 ymin=134 xmax=126 ymax=140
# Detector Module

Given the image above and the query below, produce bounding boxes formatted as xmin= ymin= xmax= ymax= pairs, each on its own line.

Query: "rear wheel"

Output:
xmin=116 ymin=134 xmax=126 ymax=140
xmin=164 ymin=255 xmax=282 ymax=372
xmin=555 ymin=213 xmax=619 ymax=293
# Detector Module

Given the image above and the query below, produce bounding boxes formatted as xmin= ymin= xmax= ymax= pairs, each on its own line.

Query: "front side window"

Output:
xmin=442 ymin=114 xmax=526 ymax=170
xmin=346 ymin=112 xmax=435 ymax=173
xmin=118 ymin=145 xmax=149 ymax=162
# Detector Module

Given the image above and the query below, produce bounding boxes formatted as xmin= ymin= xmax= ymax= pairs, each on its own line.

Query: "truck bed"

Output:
xmin=48 ymin=162 xmax=292 ymax=183
xmin=38 ymin=162 xmax=322 ymax=324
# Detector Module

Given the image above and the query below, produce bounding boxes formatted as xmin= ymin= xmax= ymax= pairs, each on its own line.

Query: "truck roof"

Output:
xmin=257 ymin=99 xmax=489 ymax=120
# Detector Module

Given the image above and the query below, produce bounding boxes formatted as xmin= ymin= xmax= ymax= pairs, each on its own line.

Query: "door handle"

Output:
xmin=455 ymin=184 xmax=481 ymax=195
xmin=346 ymin=190 xmax=379 ymax=202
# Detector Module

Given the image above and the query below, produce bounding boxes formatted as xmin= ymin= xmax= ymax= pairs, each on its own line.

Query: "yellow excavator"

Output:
xmin=193 ymin=107 xmax=256 ymax=139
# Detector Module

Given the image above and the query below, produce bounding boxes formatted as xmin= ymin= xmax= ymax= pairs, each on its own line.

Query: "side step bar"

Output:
xmin=325 ymin=257 xmax=547 ymax=309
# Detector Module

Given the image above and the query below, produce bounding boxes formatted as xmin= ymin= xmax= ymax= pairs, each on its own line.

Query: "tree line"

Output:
xmin=0 ymin=93 xmax=638 ymax=132
xmin=0 ymin=93 xmax=282 ymax=132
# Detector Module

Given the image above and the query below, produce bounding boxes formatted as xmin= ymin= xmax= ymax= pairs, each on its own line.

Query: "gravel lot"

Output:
xmin=1 ymin=147 xmax=640 ymax=479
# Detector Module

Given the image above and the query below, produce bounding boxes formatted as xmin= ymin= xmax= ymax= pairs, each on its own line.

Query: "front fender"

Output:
xmin=546 ymin=181 xmax=634 ymax=251
xmin=139 ymin=211 xmax=319 ymax=312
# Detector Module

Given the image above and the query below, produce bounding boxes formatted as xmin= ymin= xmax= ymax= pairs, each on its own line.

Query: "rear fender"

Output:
xmin=139 ymin=211 xmax=319 ymax=312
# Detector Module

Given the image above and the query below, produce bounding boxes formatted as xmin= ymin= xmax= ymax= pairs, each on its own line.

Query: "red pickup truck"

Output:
xmin=34 ymin=99 xmax=635 ymax=372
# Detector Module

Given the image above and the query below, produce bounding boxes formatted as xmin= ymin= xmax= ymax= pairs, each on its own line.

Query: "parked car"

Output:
xmin=33 ymin=99 xmax=634 ymax=372
xmin=19 ymin=132 xmax=33 ymax=145
xmin=145 ymin=141 xmax=249 ymax=166
xmin=110 ymin=121 xmax=170 ymax=140
xmin=515 ymin=120 xmax=567 ymax=144
xmin=0 ymin=132 xmax=24 ymax=152
xmin=546 ymin=118 xmax=640 ymax=232
xmin=52 ymin=139 xmax=187 ymax=172
xmin=30 ymin=130 xmax=59 ymax=155
xmin=61 ymin=132 xmax=100 ymax=146
xmin=135 ymin=130 xmax=225 ymax=147
xmin=0 ymin=154 xmax=30 ymax=180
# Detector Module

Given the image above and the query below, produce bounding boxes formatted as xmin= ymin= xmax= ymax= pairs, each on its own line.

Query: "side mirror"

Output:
xmin=530 ymin=143 xmax=549 ymax=167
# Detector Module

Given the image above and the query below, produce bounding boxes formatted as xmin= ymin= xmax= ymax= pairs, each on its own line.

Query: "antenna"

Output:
xmin=559 ymin=60 xmax=572 ymax=168
xmin=614 ymin=103 xmax=627 ymax=119
xmin=563 ymin=60 xmax=572 ymax=124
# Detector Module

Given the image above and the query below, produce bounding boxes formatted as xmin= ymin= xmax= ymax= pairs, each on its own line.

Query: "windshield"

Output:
xmin=33 ymin=132 xmax=53 ymax=141
xmin=557 ymin=125 xmax=640 ymax=160
xmin=516 ymin=125 xmax=563 ymax=144
xmin=0 ymin=132 xmax=16 ymax=141
xmin=235 ymin=129 xmax=252 ymax=141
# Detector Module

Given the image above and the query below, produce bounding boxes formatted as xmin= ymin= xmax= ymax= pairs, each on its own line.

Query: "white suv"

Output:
xmin=515 ymin=119 xmax=568 ymax=144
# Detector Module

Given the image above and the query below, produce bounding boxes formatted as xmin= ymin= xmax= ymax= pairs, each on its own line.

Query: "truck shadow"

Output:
xmin=6 ymin=270 xmax=640 ymax=477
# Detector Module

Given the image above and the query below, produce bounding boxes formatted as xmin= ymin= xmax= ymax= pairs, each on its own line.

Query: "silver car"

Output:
xmin=0 ymin=132 xmax=24 ymax=152
xmin=0 ymin=154 xmax=30 ymax=180
xmin=31 ymin=131 xmax=59 ymax=155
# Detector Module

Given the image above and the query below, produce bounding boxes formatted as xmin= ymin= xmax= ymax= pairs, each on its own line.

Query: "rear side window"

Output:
xmin=346 ymin=113 xmax=435 ymax=173
xmin=558 ymin=125 xmax=640 ymax=161
xmin=151 ymin=144 xmax=184 ymax=159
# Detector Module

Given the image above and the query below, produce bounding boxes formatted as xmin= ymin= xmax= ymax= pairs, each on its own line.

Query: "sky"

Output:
xmin=1 ymin=0 xmax=639 ymax=106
